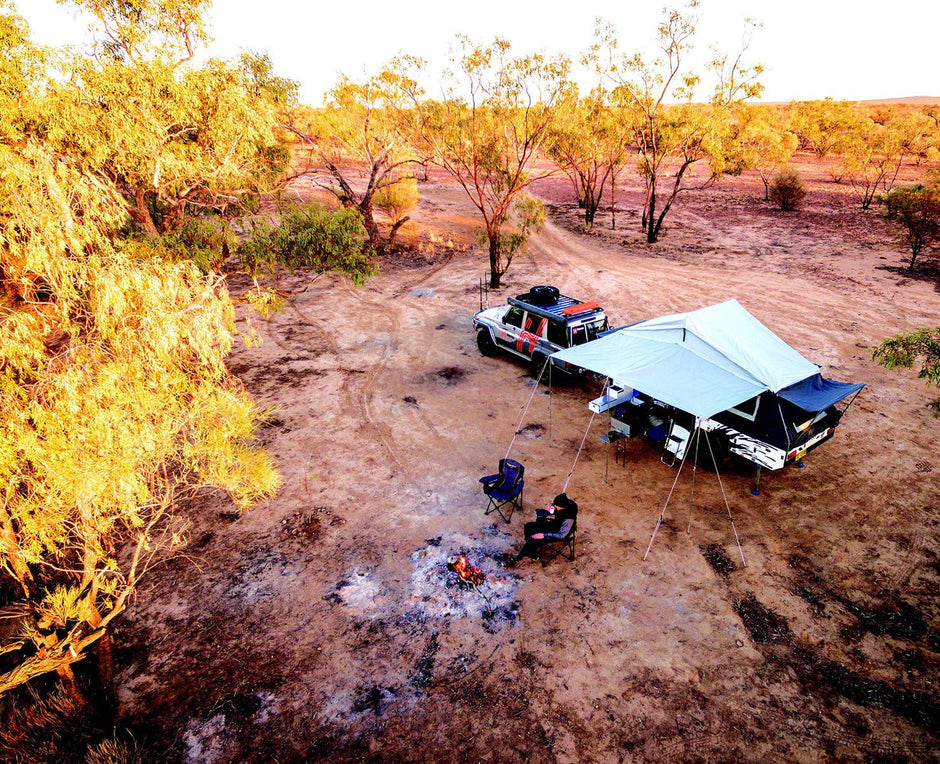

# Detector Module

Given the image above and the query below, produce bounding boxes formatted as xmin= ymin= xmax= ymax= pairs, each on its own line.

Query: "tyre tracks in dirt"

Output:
xmin=332 ymin=262 xmax=466 ymax=481
xmin=255 ymin=258 xmax=460 ymax=481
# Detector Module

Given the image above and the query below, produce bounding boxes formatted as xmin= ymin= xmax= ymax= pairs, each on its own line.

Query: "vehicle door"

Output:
xmin=515 ymin=314 xmax=548 ymax=357
xmin=495 ymin=306 xmax=526 ymax=352
xmin=546 ymin=319 xmax=567 ymax=351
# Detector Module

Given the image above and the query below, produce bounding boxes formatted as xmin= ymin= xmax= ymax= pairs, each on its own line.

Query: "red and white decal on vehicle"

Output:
xmin=516 ymin=331 xmax=538 ymax=354
xmin=516 ymin=318 xmax=546 ymax=354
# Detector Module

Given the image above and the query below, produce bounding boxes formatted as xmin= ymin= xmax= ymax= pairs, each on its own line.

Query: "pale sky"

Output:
xmin=17 ymin=0 xmax=940 ymax=104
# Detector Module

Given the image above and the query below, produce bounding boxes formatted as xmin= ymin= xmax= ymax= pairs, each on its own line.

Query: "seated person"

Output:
xmin=507 ymin=493 xmax=577 ymax=565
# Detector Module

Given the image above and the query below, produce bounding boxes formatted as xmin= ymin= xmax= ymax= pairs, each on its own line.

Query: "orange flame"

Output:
xmin=448 ymin=554 xmax=485 ymax=586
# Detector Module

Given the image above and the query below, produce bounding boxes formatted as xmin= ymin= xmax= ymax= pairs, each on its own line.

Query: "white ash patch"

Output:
xmin=408 ymin=531 xmax=519 ymax=629
xmin=182 ymin=711 xmax=232 ymax=764
xmin=224 ymin=549 xmax=305 ymax=606
xmin=322 ymin=567 xmax=386 ymax=616
xmin=182 ymin=691 xmax=278 ymax=763
xmin=335 ymin=568 xmax=382 ymax=612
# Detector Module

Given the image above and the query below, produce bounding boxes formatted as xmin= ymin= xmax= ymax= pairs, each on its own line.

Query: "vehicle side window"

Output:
xmin=570 ymin=326 xmax=587 ymax=345
xmin=505 ymin=307 xmax=524 ymax=328
xmin=547 ymin=320 xmax=566 ymax=345
xmin=585 ymin=319 xmax=608 ymax=342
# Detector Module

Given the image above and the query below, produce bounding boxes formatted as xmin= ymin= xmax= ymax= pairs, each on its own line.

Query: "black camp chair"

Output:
xmin=480 ymin=459 xmax=524 ymax=523
xmin=539 ymin=517 xmax=577 ymax=566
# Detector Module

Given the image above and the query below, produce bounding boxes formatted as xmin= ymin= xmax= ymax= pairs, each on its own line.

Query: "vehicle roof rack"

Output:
xmin=508 ymin=294 xmax=604 ymax=321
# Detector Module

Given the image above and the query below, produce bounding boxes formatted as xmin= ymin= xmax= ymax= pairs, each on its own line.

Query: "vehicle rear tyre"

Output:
xmin=530 ymin=352 xmax=550 ymax=383
xmin=690 ymin=430 xmax=730 ymax=471
xmin=527 ymin=285 xmax=560 ymax=305
xmin=477 ymin=329 xmax=497 ymax=356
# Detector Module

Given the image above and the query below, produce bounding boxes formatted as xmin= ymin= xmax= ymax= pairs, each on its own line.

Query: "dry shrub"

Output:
xmin=84 ymin=738 xmax=144 ymax=764
xmin=0 ymin=686 xmax=141 ymax=764
xmin=770 ymin=167 xmax=807 ymax=211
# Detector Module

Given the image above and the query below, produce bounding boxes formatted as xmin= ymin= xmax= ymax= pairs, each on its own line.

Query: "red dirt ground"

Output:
xmin=111 ymin=157 xmax=939 ymax=763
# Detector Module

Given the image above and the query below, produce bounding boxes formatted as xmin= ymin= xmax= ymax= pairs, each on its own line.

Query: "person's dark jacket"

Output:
xmin=533 ymin=493 xmax=577 ymax=540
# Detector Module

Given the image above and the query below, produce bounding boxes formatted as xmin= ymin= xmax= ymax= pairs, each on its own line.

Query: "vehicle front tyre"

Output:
xmin=477 ymin=329 xmax=498 ymax=356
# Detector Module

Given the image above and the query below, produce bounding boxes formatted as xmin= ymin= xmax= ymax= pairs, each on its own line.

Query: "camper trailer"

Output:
xmin=553 ymin=300 xmax=864 ymax=472
xmin=588 ymin=385 xmax=849 ymax=471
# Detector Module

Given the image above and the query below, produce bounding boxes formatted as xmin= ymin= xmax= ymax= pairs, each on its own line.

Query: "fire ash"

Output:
xmin=409 ymin=533 xmax=519 ymax=629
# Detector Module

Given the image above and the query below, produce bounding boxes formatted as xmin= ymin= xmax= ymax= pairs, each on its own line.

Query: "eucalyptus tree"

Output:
xmin=883 ymin=183 xmax=940 ymax=269
xmin=786 ymin=98 xmax=861 ymax=160
xmin=734 ymin=104 xmax=798 ymax=200
xmin=874 ymin=327 xmax=940 ymax=415
xmin=841 ymin=111 xmax=929 ymax=209
xmin=35 ymin=0 xmax=292 ymax=239
xmin=416 ymin=37 xmax=571 ymax=287
xmin=287 ymin=63 xmax=421 ymax=252
xmin=596 ymin=3 xmax=763 ymax=243
xmin=0 ymin=0 xmax=280 ymax=700
xmin=547 ymin=86 xmax=632 ymax=230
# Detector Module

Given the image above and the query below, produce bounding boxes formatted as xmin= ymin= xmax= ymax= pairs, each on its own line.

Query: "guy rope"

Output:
xmin=503 ymin=357 xmax=551 ymax=461
xmin=502 ymin=359 xmax=603 ymax=497
xmin=643 ymin=420 xmax=746 ymax=567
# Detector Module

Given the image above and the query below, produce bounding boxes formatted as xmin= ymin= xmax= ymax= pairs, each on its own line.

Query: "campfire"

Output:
xmin=447 ymin=554 xmax=485 ymax=586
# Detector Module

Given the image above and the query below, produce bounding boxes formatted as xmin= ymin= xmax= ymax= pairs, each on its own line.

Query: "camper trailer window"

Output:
xmin=505 ymin=307 xmax=524 ymax=328
xmin=728 ymin=396 xmax=760 ymax=422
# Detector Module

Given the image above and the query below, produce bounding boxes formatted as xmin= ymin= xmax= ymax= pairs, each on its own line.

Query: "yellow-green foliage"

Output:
xmin=0 ymin=137 xmax=280 ymax=696
xmin=374 ymin=176 xmax=419 ymax=224
xmin=0 ymin=2 xmax=281 ymax=696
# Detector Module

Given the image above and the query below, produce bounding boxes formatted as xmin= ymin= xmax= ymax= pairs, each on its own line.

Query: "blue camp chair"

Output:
xmin=539 ymin=517 xmax=577 ymax=566
xmin=479 ymin=459 xmax=524 ymax=523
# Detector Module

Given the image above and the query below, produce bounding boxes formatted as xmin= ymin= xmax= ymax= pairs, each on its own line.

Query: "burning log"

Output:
xmin=447 ymin=554 xmax=485 ymax=586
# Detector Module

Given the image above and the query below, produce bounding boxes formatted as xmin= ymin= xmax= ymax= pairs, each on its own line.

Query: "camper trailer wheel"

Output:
xmin=477 ymin=329 xmax=497 ymax=356
xmin=691 ymin=431 xmax=730 ymax=471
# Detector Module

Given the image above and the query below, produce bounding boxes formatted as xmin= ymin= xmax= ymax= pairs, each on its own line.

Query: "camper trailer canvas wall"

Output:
xmin=473 ymin=285 xmax=610 ymax=377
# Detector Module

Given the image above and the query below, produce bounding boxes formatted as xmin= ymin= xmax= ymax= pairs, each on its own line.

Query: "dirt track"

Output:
xmin=113 ymin=164 xmax=939 ymax=763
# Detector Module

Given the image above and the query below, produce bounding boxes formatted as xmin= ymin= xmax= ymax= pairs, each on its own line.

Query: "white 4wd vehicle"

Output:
xmin=473 ymin=285 xmax=610 ymax=377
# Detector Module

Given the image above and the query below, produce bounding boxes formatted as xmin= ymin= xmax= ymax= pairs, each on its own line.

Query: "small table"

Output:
xmin=601 ymin=430 xmax=628 ymax=466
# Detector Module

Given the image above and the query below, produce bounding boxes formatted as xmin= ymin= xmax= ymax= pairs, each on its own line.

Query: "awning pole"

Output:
xmin=604 ymin=377 xmax=612 ymax=483
xmin=840 ymin=387 xmax=864 ymax=415
xmin=777 ymin=398 xmax=792 ymax=454
xmin=548 ymin=361 xmax=552 ymax=441
xmin=562 ymin=403 xmax=601 ymax=495
xmin=688 ymin=427 xmax=699 ymax=534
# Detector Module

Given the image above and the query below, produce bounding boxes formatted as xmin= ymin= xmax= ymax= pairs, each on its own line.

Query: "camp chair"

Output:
xmin=479 ymin=458 xmax=524 ymax=523
xmin=539 ymin=518 xmax=577 ymax=567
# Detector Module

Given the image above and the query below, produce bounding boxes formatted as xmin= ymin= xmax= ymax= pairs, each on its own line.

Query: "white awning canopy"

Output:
xmin=551 ymin=300 xmax=820 ymax=419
